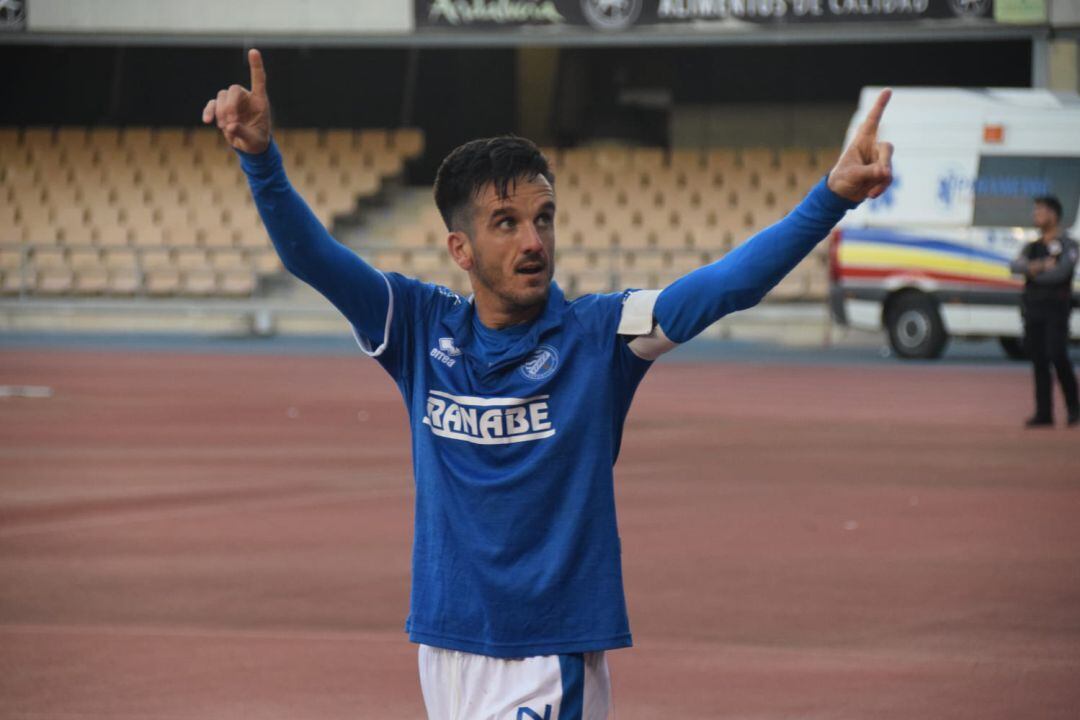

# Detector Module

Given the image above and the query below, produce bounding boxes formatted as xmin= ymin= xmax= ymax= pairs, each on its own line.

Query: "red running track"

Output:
xmin=1 ymin=349 xmax=1078 ymax=719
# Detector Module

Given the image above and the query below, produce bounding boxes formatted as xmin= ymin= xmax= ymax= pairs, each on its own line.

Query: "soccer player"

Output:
xmin=202 ymin=49 xmax=893 ymax=719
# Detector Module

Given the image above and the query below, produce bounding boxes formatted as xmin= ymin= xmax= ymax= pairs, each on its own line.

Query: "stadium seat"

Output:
xmin=68 ymin=247 xmax=101 ymax=270
xmin=74 ymin=266 xmax=110 ymax=295
xmin=182 ymin=269 xmax=217 ymax=296
xmin=0 ymin=269 xmax=27 ymax=295
xmin=251 ymin=249 xmax=283 ymax=275
xmin=107 ymin=268 xmax=140 ymax=295
xmin=80 ymin=183 xmax=115 ymax=211
xmin=103 ymin=248 xmax=138 ymax=271
xmin=0 ymin=248 xmax=24 ymax=291
xmin=130 ymin=224 xmax=167 ymax=249
xmin=210 ymin=248 xmax=247 ymax=271
xmin=95 ymin=225 xmax=132 ymax=249
xmin=140 ymin=248 xmax=172 ymax=270
xmin=201 ymin=227 xmax=237 ymax=250
xmin=23 ymin=127 xmax=54 ymax=150
xmin=25 ymin=227 xmax=64 ymax=248
xmin=36 ymin=267 xmax=76 ymax=295
xmin=155 ymin=127 xmax=187 ymax=151
xmin=392 ymin=128 xmax=424 ymax=159
xmin=235 ymin=225 xmax=269 ymax=250
xmin=144 ymin=267 xmax=182 ymax=295
xmin=175 ymin=248 xmax=209 ymax=271
xmin=0 ymin=204 xmax=17 ymax=230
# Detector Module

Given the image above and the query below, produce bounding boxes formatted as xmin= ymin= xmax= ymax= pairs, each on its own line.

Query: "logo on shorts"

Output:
xmin=519 ymin=344 xmax=559 ymax=381
xmin=517 ymin=706 xmax=552 ymax=720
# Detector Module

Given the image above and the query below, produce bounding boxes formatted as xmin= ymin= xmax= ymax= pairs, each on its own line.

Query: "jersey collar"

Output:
xmin=440 ymin=282 xmax=568 ymax=377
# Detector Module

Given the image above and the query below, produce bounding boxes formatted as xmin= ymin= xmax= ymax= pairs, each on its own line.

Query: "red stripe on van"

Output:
xmin=841 ymin=266 xmax=1021 ymax=290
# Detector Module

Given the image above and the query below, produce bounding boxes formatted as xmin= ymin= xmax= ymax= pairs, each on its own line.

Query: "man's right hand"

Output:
xmin=201 ymin=48 xmax=271 ymax=154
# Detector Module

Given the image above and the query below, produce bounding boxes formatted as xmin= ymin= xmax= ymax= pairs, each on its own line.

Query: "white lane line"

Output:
xmin=0 ymin=385 xmax=53 ymax=398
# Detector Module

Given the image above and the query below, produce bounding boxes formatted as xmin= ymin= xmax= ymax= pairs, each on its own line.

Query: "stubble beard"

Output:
xmin=471 ymin=256 xmax=552 ymax=314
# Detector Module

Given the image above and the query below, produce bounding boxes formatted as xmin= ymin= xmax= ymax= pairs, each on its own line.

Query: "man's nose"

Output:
xmin=520 ymin=222 xmax=545 ymax=254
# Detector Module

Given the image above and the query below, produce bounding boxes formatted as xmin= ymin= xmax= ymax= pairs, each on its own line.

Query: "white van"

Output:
xmin=828 ymin=87 xmax=1080 ymax=359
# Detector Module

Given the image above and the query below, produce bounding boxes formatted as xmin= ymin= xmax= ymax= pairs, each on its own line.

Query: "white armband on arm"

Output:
xmin=618 ymin=289 xmax=678 ymax=361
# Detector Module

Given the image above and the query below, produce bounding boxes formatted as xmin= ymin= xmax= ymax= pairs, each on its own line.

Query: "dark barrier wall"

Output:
xmin=0 ymin=41 xmax=1030 ymax=180
xmin=554 ymin=41 xmax=1031 ymax=144
xmin=0 ymin=45 xmax=517 ymax=181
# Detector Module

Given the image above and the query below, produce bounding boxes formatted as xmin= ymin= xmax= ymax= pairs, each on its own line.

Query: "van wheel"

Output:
xmin=998 ymin=336 xmax=1027 ymax=360
xmin=886 ymin=293 xmax=948 ymax=359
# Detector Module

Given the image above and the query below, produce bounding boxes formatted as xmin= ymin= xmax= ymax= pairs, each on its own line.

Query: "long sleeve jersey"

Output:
xmin=239 ymin=139 xmax=857 ymax=657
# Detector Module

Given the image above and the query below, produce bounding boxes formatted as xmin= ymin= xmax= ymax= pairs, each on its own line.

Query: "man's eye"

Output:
xmin=536 ymin=213 xmax=552 ymax=228
xmin=498 ymin=218 xmax=515 ymax=230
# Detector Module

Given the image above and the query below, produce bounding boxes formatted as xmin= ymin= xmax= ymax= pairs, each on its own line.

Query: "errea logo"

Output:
xmin=430 ymin=338 xmax=461 ymax=367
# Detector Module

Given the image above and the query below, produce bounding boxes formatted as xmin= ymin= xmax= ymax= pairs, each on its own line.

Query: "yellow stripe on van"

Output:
xmin=840 ymin=244 xmax=971 ymax=275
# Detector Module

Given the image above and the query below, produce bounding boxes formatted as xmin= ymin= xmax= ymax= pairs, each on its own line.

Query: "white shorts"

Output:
xmin=418 ymin=645 xmax=611 ymax=720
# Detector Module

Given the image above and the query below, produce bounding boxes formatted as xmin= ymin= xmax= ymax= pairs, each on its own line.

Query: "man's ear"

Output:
xmin=447 ymin=231 xmax=474 ymax=272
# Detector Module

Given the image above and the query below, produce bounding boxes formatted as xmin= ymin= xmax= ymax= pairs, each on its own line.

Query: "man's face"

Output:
xmin=1033 ymin=202 xmax=1058 ymax=232
xmin=458 ymin=175 xmax=556 ymax=314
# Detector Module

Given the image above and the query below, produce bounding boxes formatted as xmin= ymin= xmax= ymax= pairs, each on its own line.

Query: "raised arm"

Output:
xmin=632 ymin=89 xmax=893 ymax=355
xmin=201 ymin=49 xmax=389 ymax=345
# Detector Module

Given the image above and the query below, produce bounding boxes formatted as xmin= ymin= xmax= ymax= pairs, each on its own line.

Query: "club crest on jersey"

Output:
xmin=423 ymin=390 xmax=555 ymax=445
xmin=519 ymin=344 xmax=559 ymax=381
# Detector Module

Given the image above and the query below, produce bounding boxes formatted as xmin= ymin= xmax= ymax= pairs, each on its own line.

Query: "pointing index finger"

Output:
xmin=858 ymin=87 xmax=892 ymax=139
xmin=248 ymin=48 xmax=267 ymax=97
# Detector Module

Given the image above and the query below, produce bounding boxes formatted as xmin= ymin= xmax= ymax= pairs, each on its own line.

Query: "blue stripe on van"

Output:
xmin=842 ymin=228 xmax=1013 ymax=264
xmin=558 ymin=654 xmax=584 ymax=720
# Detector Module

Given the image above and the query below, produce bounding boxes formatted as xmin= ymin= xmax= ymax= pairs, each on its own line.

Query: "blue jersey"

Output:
xmin=238 ymin=139 xmax=857 ymax=659
xmin=361 ymin=277 xmax=650 ymax=657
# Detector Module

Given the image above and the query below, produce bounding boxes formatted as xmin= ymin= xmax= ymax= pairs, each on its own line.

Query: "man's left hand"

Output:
xmin=828 ymin=88 xmax=894 ymax=203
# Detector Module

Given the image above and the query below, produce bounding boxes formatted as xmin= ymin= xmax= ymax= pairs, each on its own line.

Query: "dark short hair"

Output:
xmin=1034 ymin=194 xmax=1062 ymax=219
xmin=434 ymin=136 xmax=554 ymax=232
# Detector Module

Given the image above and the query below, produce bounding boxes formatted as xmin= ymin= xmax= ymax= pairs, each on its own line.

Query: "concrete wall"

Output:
xmin=1051 ymin=0 xmax=1080 ymax=26
xmin=1048 ymin=39 xmax=1079 ymax=93
xmin=671 ymin=103 xmax=854 ymax=150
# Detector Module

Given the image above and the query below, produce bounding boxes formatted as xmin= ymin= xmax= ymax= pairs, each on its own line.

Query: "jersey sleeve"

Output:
xmin=569 ymin=290 xmax=657 ymax=389
xmin=237 ymin=139 xmax=389 ymax=345
xmin=355 ymin=272 xmax=454 ymax=391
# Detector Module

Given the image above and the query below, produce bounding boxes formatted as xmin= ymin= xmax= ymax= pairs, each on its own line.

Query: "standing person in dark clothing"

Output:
xmin=1010 ymin=195 xmax=1079 ymax=428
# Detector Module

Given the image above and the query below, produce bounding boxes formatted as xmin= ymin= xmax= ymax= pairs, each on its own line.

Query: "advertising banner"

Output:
xmin=415 ymin=0 xmax=998 ymax=31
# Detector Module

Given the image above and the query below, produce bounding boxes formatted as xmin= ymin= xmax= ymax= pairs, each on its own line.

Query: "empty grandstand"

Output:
xmin=1 ymin=121 xmax=838 ymax=308
xmin=0 ymin=3 xmax=1065 ymax=335
xmin=0 ymin=126 xmax=422 ymax=299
